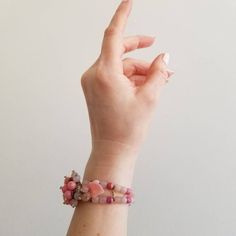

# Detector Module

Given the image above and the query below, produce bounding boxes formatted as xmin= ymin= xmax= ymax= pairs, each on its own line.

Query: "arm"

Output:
xmin=66 ymin=0 xmax=173 ymax=235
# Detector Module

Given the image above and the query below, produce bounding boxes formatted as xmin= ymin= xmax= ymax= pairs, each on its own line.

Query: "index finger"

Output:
xmin=100 ymin=0 xmax=133 ymax=63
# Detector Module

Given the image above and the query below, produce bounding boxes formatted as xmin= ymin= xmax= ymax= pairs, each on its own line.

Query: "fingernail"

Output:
xmin=162 ymin=53 xmax=170 ymax=65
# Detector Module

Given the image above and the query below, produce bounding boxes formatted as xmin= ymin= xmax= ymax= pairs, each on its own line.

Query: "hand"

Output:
xmin=81 ymin=0 xmax=174 ymax=159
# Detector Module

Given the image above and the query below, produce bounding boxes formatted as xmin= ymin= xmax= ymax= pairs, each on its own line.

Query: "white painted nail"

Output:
xmin=163 ymin=53 xmax=170 ymax=65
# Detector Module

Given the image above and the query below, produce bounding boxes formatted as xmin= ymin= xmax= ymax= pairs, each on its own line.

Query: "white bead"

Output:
xmin=73 ymin=175 xmax=81 ymax=182
xmin=121 ymin=196 xmax=127 ymax=204
xmin=114 ymin=184 xmax=122 ymax=192
xmin=120 ymin=187 xmax=127 ymax=194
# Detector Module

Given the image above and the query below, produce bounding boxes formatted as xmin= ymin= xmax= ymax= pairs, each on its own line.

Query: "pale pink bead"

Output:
xmin=125 ymin=188 xmax=132 ymax=195
xmin=120 ymin=187 xmax=127 ymax=194
xmin=121 ymin=196 xmax=127 ymax=204
xmin=67 ymin=181 xmax=76 ymax=191
xmin=70 ymin=199 xmax=78 ymax=208
xmin=114 ymin=184 xmax=122 ymax=192
xmin=64 ymin=191 xmax=72 ymax=200
xmin=114 ymin=196 xmax=122 ymax=203
xmin=92 ymin=197 xmax=99 ymax=203
xmin=100 ymin=181 xmax=108 ymax=188
xmin=81 ymin=192 xmax=91 ymax=202
xmin=81 ymin=185 xmax=89 ymax=193
xmin=93 ymin=179 xmax=100 ymax=184
xmin=73 ymin=192 xmax=81 ymax=200
xmin=99 ymin=196 xmax=107 ymax=204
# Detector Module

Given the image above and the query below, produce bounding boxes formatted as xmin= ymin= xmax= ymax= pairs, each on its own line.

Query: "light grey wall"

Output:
xmin=0 ymin=0 xmax=236 ymax=235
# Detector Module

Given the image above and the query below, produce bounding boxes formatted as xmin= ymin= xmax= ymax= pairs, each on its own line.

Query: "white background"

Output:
xmin=1 ymin=0 xmax=236 ymax=235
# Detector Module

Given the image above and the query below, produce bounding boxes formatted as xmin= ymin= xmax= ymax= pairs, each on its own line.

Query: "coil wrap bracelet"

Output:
xmin=60 ymin=170 xmax=134 ymax=208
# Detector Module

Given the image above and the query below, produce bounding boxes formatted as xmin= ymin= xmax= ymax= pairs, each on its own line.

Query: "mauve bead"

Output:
xmin=106 ymin=196 xmax=113 ymax=204
xmin=106 ymin=182 xmax=114 ymax=190
xmin=64 ymin=191 xmax=72 ymax=200
xmin=125 ymin=188 xmax=132 ymax=195
xmin=67 ymin=181 xmax=76 ymax=190
xmin=126 ymin=196 xmax=132 ymax=204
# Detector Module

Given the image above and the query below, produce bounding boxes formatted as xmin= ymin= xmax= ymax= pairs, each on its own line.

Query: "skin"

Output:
xmin=66 ymin=0 xmax=174 ymax=235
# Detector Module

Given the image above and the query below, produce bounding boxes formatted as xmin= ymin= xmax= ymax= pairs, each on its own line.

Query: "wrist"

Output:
xmin=83 ymin=140 xmax=140 ymax=186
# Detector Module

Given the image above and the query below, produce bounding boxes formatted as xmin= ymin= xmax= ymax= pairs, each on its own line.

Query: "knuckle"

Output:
xmin=80 ymin=71 xmax=88 ymax=88
xmin=104 ymin=26 xmax=118 ymax=37
xmin=140 ymin=89 xmax=157 ymax=106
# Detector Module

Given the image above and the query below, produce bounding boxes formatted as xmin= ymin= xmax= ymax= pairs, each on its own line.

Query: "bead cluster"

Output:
xmin=60 ymin=170 xmax=134 ymax=208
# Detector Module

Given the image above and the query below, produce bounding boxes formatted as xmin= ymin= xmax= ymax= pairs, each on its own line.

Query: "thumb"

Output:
xmin=137 ymin=53 xmax=174 ymax=101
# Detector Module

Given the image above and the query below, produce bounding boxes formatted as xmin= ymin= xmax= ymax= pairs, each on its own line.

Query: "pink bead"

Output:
xmin=106 ymin=196 xmax=113 ymax=204
xmin=88 ymin=182 xmax=104 ymax=198
xmin=64 ymin=191 xmax=72 ymax=200
xmin=67 ymin=181 xmax=76 ymax=191
xmin=61 ymin=185 xmax=67 ymax=193
xmin=106 ymin=182 xmax=114 ymax=190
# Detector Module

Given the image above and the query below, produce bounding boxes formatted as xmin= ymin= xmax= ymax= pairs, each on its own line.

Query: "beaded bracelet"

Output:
xmin=60 ymin=170 xmax=134 ymax=208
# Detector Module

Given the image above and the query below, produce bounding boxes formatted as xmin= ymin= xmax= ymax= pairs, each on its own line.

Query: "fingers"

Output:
xmin=100 ymin=0 xmax=133 ymax=63
xmin=123 ymin=35 xmax=155 ymax=54
xmin=108 ymin=0 xmax=133 ymax=34
xmin=123 ymin=58 xmax=151 ymax=77
xmin=137 ymin=53 xmax=174 ymax=101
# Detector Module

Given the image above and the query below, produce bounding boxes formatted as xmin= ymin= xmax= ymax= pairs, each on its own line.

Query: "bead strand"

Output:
xmin=83 ymin=179 xmax=134 ymax=197
xmin=60 ymin=170 xmax=135 ymax=207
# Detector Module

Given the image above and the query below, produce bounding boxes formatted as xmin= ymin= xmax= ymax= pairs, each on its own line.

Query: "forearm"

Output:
xmin=66 ymin=141 xmax=139 ymax=236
